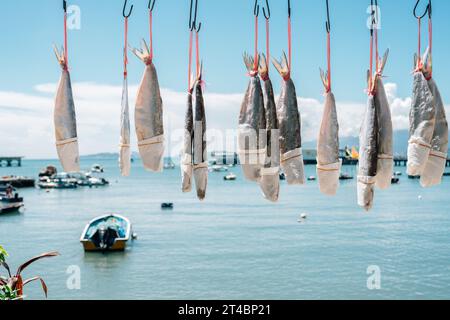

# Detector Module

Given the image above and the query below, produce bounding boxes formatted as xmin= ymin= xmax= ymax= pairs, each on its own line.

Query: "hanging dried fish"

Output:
xmin=357 ymin=88 xmax=379 ymax=211
xmin=374 ymin=50 xmax=393 ymax=190
xmin=407 ymin=52 xmax=435 ymax=177
xmin=272 ymin=52 xmax=305 ymax=185
xmin=258 ymin=54 xmax=280 ymax=202
xmin=132 ymin=40 xmax=164 ymax=172
xmin=119 ymin=77 xmax=131 ymax=176
xmin=53 ymin=46 xmax=80 ymax=173
xmin=419 ymin=52 xmax=449 ymax=187
xmin=238 ymin=53 xmax=266 ymax=182
xmin=317 ymin=68 xmax=340 ymax=196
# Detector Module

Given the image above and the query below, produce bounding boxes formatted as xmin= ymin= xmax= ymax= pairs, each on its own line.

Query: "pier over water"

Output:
xmin=0 ymin=157 xmax=23 ymax=167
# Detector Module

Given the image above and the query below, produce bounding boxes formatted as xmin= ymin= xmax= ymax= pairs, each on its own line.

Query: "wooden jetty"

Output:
xmin=0 ymin=156 xmax=23 ymax=167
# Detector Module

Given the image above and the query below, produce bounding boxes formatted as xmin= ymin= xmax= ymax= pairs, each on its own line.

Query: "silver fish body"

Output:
xmin=420 ymin=78 xmax=449 ymax=187
xmin=181 ymin=91 xmax=194 ymax=193
xmin=192 ymin=79 xmax=208 ymax=200
xmin=259 ymin=73 xmax=280 ymax=202
xmin=272 ymin=53 xmax=305 ymax=185
xmin=54 ymin=49 xmax=80 ymax=173
xmin=407 ymin=71 xmax=435 ymax=176
xmin=238 ymin=54 xmax=266 ymax=182
xmin=133 ymin=40 xmax=165 ymax=172
xmin=358 ymin=95 xmax=379 ymax=211
xmin=317 ymin=91 xmax=340 ymax=195
xmin=374 ymin=77 xmax=393 ymax=189
xmin=119 ymin=78 xmax=131 ymax=176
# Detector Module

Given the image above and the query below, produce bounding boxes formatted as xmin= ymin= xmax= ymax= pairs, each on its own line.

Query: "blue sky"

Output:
xmin=1 ymin=0 xmax=449 ymax=101
xmin=1 ymin=0 xmax=450 ymax=158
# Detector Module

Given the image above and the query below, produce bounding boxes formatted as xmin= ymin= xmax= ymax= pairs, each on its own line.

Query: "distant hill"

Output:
xmin=80 ymin=152 xmax=141 ymax=160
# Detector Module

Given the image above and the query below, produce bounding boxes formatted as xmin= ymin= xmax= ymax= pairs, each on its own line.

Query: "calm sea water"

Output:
xmin=1 ymin=158 xmax=450 ymax=300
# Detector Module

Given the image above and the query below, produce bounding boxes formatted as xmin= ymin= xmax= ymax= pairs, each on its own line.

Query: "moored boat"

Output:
xmin=0 ymin=188 xmax=24 ymax=214
xmin=224 ymin=173 xmax=237 ymax=181
xmin=391 ymin=176 xmax=400 ymax=184
xmin=91 ymin=164 xmax=104 ymax=173
xmin=80 ymin=214 xmax=132 ymax=252
xmin=339 ymin=173 xmax=354 ymax=180
xmin=0 ymin=176 xmax=35 ymax=188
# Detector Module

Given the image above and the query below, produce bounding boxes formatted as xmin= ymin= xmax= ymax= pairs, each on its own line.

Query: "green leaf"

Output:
xmin=0 ymin=245 xmax=8 ymax=264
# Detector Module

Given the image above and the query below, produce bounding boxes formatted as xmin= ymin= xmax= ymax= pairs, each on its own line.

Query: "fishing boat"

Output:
xmin=224 ymin=173 xmax=237 ymax=181
xmin=91 ymin=164 xmax=104 ymax=173
xmin=210 ymin=165 xmax=228 ymax=172
xmin=307 ymin=176 xmax=316 ymax=181
xmin=38 ymin=176 xmax=78 ymax=189
xmin=0 ymin=190 xmax=24 ymax=214
xmin=0 ymin=176 xmax=35 ymax=188
xmin=391 ymin=176 xmax=400 ymax=184
xmin=279 ymin=172 xmax=286 ymax=181
xmin=80 ymin=214 xmax=132 ymax=252
xmin=339 ymin=173 xmax=354 ymax=180
xmin=161 ymin=202 xmax=174 ymax=210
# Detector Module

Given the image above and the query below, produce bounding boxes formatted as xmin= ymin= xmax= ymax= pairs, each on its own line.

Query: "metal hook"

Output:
xmin=288 ymin=0 xmax=291 ymax=18
xmin=148 ymin=0 xmax=156 ymax=12
xmin=254 ymin=0 xmax=260 ymax=17
xmin=263 ymin=0 xmax=270 ymax=20
xmin=189 ymin=0 xmax=202 ymax=33
xmin=123 ymin=0 xmax=133 ymax=18
xmin=325 ymin=0 xmax=331 ymax=33
xmin=413 ymin=0 xmax=430 ymax=19
xmin=369 ymin=0 xmax=377 ymax=35
xmin=63 ymin=0 xmax=67 ymax=13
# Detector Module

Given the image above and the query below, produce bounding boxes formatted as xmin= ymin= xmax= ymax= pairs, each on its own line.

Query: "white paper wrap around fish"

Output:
xmin=132 ymin=40 xmax=165 ymax=172
xmin=238 ymin=53 xmax=266 ymax=182
xmin=119 ymin=78 xmax=131 ymax=176
xmin=316 ymin=89 xmax=341 ymax=196
xmin=53 ymin=46 xmax=80 ymax=173
xmin=273 ymin=52 xmax=305 ymax=185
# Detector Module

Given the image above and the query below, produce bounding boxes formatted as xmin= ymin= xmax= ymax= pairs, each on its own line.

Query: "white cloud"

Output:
xmin=0 ymin=81 xmax=447 ymax=159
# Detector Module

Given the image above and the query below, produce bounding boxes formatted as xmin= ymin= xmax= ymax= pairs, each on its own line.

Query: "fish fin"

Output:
xmin=366 ymin=69 xmax=371 ymax=88
xmin=197 ymin=61 xmax=203 ymax=81
xmin=377 ymin=49 xmax=389 ymax=75
xmin=319 ymin=68 xmax=329 ymax=90
xmin=53 ymin=44 xmax=61 ymax=62
xmin=243 ymin=52 xmax=255 ymax=73
xmin=131 ymin=40 xmax=152 ymax=65
xmin=272 ymin=52 xmax=290 ymax=79
xmin=141 ymin=39 xmax=150 ymax=56
xmin=131 ymin=47 xmax=145 ymax=61
xmin=259 ymin=53 xmax=268 ymax=78
xmin=422 ymin=46 xmax=432 ymax=77
xmin=281 ymin=51 xmax=290 ymax=71
xmin=53 ymin=44 xmax=66 ymax=68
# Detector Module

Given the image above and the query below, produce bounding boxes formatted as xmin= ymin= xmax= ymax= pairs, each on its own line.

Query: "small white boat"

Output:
xmin=80 ymin=214 xmax=132 ymax=252
xmin=224 ymin=173 xmax=237 ymax=181
xmin=211 ymin=165 xmax=228 ymax=172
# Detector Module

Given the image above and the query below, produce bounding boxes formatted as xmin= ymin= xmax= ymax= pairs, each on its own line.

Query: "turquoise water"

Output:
xmin=1 ymin=159 xmax=450 ymax=300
